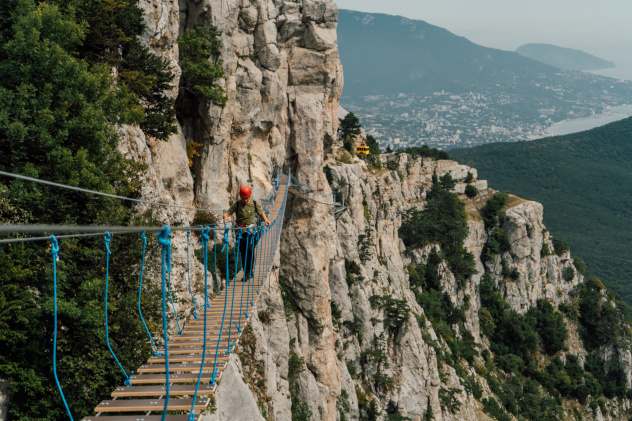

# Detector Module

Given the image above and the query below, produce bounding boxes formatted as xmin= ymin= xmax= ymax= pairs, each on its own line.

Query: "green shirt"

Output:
xmin=227 ymin=200 xmax=264 ymax=226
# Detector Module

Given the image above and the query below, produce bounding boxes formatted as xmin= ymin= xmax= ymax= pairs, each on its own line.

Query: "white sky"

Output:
xmin=334 ymin=0 xmax=632 ymax=67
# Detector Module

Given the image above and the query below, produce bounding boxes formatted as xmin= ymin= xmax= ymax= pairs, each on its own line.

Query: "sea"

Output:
xmin=545 ymin=104 xmax=632 ymax=137
xmin=541 ymin=62 xmax=632 ymax=137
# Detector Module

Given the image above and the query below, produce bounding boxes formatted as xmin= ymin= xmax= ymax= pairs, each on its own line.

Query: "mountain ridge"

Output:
xmin=517 ymin=43 xmax=616 ymax=71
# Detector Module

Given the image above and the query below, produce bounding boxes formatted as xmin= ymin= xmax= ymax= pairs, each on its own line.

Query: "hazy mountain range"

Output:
xmin=338 ymin=10 xmax=632 ymax=149
xmin=516 ymin=43 xmax=616 ymax=71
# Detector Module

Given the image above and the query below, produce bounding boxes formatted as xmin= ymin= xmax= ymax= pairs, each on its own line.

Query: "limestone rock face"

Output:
xmin=82 ymin=1 xmax=632 ymax=420
xmin=203 ymin=359 xmax=266 ymax=421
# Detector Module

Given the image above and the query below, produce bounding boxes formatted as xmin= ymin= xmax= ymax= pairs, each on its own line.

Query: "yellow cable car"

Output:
xmin=356 ymin=146 xmax=370 ymax=155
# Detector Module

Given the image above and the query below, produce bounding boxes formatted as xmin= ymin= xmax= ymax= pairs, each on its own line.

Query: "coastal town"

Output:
xmin=344 ymin=71 xmax=632 ymax=150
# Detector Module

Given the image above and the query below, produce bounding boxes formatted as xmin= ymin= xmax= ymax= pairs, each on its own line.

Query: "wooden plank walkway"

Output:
xmin=81 ymin=177 xmax=287 ymax=421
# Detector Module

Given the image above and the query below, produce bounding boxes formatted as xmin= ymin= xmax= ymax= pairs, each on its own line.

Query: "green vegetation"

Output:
xmin=358 ymin=226 xmax=375 ymax=263
xmin=478 ymin=273 xmax=632 ymax=418
xmin=178 ymin=26 xmax=227 ymax=107
xmin=0 ymin=0 xmax=175 ymax=418
xmin=451 ymin=117 xmax=632 ymax=305
xmin=345 ymin=258 xmax=362 ymax=286
xmin=368 ymin=294 xmax=411 ymax=334
xmin=288 ymin=351 xmax=313 ymax=421
xmin=385 ymin=160 xmax=399 ymax=171
xmin=464 ymin=184 xmax=478 ymax=198
xmin=399 ymin=176 xmax=476 ymax=287
xmin=400 ymin=145 xmax=451 ymax=160
xmin=339 ymin=112 xmax=361 ymax=140
xmin=409 ymin=251 xmax=477 ymax=366
xmin=195 ymin=244 xmax=242 ymax=281
xmin=365 ymin=134 xmax=382 ymax=168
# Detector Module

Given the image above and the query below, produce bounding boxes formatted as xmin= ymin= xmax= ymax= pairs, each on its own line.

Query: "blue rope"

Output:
xmin=226 ymin=226 xmax=242 ymax=352
xmin=103 ymin=232 xmax=132 ymax=386
xmin=157 ymin=226 xmax=172 ymax=420
xmin=252 ymin=226 xmax=267 ymax=294
xmin=50 ymin=236 xmax=74 ymax=420
xmin=238 ymin=230 xmax=251 ymax=325
xmin=186 ymin=229 xmax=199 ymax=320
xmin=137 ymin=232 xmax=160 ymax=355
xmin=164 ymin=229 xmax=182 ymax=334
xmin=212 ymin=224 xmax=220 ymax=297
xmin=212 ymin=223 xmax=231 ymax=377
xmin=190 ymin=226 xmax=210 ymax=420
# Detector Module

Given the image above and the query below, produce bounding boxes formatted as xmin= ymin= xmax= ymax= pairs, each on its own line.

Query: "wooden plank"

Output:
xmin=173 ymin=332 xmax=242 ymax=341
xmin=129 ymin=371 xmax=223 ymax=384
xmin=161 ymin=341 xmax=233 ymax=349
xmin=137 ymin=361 xmax=226 ymax=373
xmin=111 ymin=383 xmax=216 ymax=397
xmin=83 ymin=416 xmax=201 ymax=421
xmin=148 ymin=353 xmax=232 ymax=363
xmin=95 ymin=398 xmax=209 ymax=412
xmin=159 ymin=346 xmax=233 ymax=355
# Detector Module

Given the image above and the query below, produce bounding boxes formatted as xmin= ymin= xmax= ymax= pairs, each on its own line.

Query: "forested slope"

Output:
xmin=451 ymin=117 xmax=632 ymax=304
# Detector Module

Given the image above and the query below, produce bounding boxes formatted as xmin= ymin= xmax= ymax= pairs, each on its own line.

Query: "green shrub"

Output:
xmin=481 ymin=191 xmax=509 ymax=228
xmin=343 ymin=136 xmax=355 ymax=154
xmin=526 ymin=299 xmax=568 ymax=355
xmin=465 ymin=184 xmax=478 ymax=198
xmin=573 ymin=257 xmax=586 ymax=275
xmin=386 ymin=160 xmax=399 ymax=170
xmin=323 ymin=165 xmax=334 ymax=186
xmin=339 ymin=151 xmax=352 ymax=164
xmin=439 ymin=173 xmax=456 ymax=190
xmin=369 ymin=295 xmax=411 ymax=333
xmin=345 ymin=259 xmax=361 ymax=286
xmin=358 ymin=226 xmax=374 ymax=262
xmin=402 ymin=145 xmax=451 ymax=160
xmin=562 ymin=266 xmax=575 ymax=282
xmin=551 ymin=236 xmax=570 ymax=256
xmin=464 ymin=172 xmax=474 ymax=183
xmin=541 ymin=243 xmax=551 ymax=257
xmin=439 ymin=387 xmax=461 ymax=413
xmin=482 ymin=227 xmax=511 ymax=262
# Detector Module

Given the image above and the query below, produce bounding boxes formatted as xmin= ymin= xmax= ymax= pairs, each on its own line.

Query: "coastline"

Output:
xmin=545 ymin=104 xmax=632 ymax=137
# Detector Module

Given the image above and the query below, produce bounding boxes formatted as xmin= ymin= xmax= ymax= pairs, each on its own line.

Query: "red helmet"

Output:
xmin=239 ymin=185 xmax=252 ymax=198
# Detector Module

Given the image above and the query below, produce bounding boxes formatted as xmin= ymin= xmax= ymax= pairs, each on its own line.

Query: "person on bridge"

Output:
xmin=223 ymin=185 xmax=271 ymax=282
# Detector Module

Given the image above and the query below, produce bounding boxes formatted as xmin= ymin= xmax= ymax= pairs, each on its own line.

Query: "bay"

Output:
xmin=545 ymin=104 xmax=632 ymax=136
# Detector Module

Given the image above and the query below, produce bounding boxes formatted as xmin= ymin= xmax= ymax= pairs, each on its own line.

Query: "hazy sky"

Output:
xmin=334 ymin=0 xmax=632 ymax=68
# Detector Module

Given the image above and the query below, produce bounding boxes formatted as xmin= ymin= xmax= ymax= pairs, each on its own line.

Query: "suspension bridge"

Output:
xmin=0 ymin=168 xmax=344 ymax=420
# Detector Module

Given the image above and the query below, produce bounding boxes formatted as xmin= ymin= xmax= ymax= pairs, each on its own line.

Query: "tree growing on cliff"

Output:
xmin=339 ymin=112 xmax=361 ymax=140
xmin=178 ymin=26 xmax=228 ymax=108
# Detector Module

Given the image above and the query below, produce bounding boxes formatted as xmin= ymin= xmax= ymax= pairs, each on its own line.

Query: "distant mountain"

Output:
xmin=451 ymin=117 xmax=632 ymax=305
xmin=337 ymin=10 xmax=632 ymax=150
xmin=516 ymin=43 xmax=615 ymax=71
xmin=338 ymin=10 xmax=555 ymax=99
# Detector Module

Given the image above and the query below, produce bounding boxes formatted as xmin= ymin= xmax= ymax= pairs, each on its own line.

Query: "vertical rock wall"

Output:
xmin=103 ymin=1 xmax=632 ymax=421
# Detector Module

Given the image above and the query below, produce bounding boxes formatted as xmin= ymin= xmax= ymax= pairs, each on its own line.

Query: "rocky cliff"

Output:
xmin=53 ymin=1 xmax=632 ymax=420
